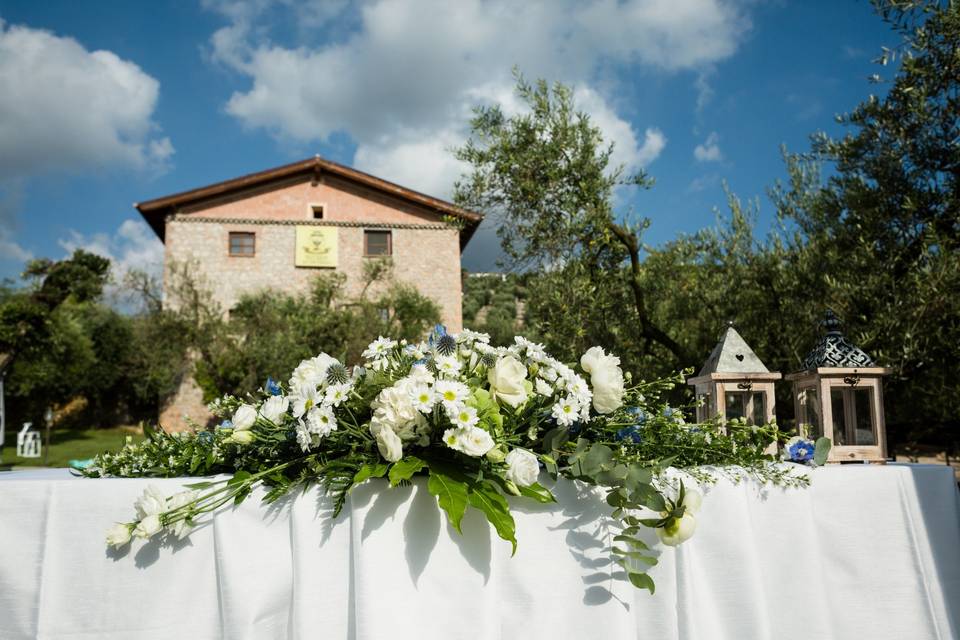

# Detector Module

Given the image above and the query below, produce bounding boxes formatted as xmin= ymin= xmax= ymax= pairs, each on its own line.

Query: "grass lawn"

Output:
xmin=0 ymin=426 xmax=144 ymax=471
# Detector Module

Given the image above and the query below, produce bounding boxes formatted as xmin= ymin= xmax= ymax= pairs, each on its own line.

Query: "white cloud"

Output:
xmin=58 ymin=219 xmax=164 ymax=285
xmin=0 ymin=20 xmax=173 ymax=178
xmin=206 ymin=0 xmax=752 ymax=196
xmin=693 ymin=131 xmax=722 ymax=162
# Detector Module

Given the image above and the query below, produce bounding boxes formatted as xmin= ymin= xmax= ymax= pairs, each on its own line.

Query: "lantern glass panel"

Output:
xmin=725 ymin=392 xmax=746 ymax=421
xmin=799 ymin=387 xmax=821 ymax=438
xmin=696 ymin=391 xmax=711 ymax=423
xmin=830 ymin=388 xmax=848 ymax=445
xmin=750 ymin=393 xmax=766 ymax=425
xmin=854 ymin=387 xmax=876 ymax=445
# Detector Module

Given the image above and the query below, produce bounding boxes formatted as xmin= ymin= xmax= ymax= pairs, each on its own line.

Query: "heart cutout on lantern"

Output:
xmin=735 ymin=354 xmax=744 ymax=361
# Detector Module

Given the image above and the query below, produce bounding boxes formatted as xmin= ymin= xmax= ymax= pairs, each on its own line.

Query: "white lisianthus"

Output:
xmin=232 ymin=404 xmax=258 ymax=431
xmin=580 ymin=346 xmax=625 ymax=414
xmin=682 ymin=489 xmax=703 ymax=514
xmin=133 ymin=514 xmax=163 ymax=540
xmin=487 ymin=356 xmax=529 ymax=408
xmin=258 ymin=395 xmax=290 ymax=425
xmin=227 ymin=429 xmax=254 ymax=445
xmin=443 ymin=425 xmax=496 ymax=457
xmin=656 ymin=513 xmax=697 ymax=546
xmin=504 ymin=448 xmax=540 ymax=487
xmin=106 ymin=523 xmax=132 ymax=548
xmin=372 ymin=423 xmax=403 ymax=462
xmin=134 ymin=485 xmax=167 ymax=518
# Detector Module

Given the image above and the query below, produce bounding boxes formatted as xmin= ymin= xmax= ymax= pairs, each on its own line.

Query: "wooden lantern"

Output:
xmin=687 ymin=324 xmax=781 ymax=426
xmin=785 ymin=310 xmax=890 ymax=463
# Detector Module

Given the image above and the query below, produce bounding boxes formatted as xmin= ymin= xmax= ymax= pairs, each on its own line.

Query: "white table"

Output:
xmin=1 ymin=465 xmax=958 ymax=640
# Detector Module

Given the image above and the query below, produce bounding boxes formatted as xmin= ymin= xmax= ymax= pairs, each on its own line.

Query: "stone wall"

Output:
xmin=158 ymin=174 xmax=467 ymax=430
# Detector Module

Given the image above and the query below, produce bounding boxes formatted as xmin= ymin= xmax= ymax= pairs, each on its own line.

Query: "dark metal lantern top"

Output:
xmin=800 ymin=310 xmax=876 ymax=369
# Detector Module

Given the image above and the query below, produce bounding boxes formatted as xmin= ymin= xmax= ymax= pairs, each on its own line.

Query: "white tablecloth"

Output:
xmin=1 ymin=465 xmax=958 ymax=640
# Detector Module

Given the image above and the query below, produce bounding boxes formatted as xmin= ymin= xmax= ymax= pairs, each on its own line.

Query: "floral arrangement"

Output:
xmin=87 ymin=327 xmax=829 ymax=594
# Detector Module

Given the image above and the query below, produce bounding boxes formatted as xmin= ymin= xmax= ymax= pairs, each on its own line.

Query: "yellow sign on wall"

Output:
xmin=295 ymin=226 xmax=338 ymax=268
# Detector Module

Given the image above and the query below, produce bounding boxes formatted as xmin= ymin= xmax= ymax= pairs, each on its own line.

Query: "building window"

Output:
xmin=311 ymin=204 xmax=324 ymax=219
xmin=229 ymin=232 xmax=255 ymax=257
xmin=364 ymin=230 xmax=392 ymax=256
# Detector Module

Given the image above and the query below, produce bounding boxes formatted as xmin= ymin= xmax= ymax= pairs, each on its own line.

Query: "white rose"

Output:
xmin=133 ymin=514 xmax=163 ymax=540
xmin=443 ymin=426 xmax=495 ymax=457
xmin=656 ymin=512 xmax=697 ymax=547
xmin=259 ymin=395 xmax=290 ymax=425
xmin=487 ymin=356 xmax=529 ymax=408
xmin=105 ymin=523 xmax=132 ymax=548
xmin=372 ymin=424 xmax=403 ymax=462
xmin=134 ymin=485 xmax=167 ymax=518
xmin=289 ymin=353 xmax=337 ymax=389
xmin=232 ymin=404 xmax=258 ymax=431
xmin=504 ymin=448 xmax=540 ymax=487
xmin=580 ymin=347 xmax=625 ymax=414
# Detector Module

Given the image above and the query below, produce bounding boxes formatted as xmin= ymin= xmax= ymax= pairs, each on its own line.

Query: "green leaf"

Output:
xmin=388 ymin=456 xmax=427 ymax=487
xmin=183 ymin=481 xmax=214 ymax=490
xmin=541 ymin=426 xmax=568 ymax=454
xmin=468 ymin=481 xmax=517 ymax=555
xmin=427 ymin=469 xmax=470 ymax=534
xmin=227 ymin=470 xmax=251 ymax=486
xmin=628 ymin=571 xmax=656 ymax=594
xmin=813 ymin=437 xmax=832 ymax=466
xmin=353 ymin=462 xmax=389 ymax=486
xmin=517 ymin=482 xmax=556 ymax=504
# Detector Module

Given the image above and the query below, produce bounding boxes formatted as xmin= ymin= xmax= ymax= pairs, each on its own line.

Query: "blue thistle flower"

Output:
xmin=436 ymin=334 xmax=457 ymax=356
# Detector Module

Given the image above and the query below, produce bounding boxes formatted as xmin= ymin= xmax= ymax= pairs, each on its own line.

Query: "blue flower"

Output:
xmin=219 ymin=420 xmax=233 ymax=430
xmin=428 ymin=324 xmax=448 ymax=349
xmin=197 ymin=431 xmax=214 ymax=444
xmin=266 ymin=377 xmax=281 ymax=396
xmin=625 ymin=407 xmax=648 ymax=423
xmin=787 ymin=438 xmax=816 ymax=463
xmin=616 ymin=425 xmax=643 ymax=444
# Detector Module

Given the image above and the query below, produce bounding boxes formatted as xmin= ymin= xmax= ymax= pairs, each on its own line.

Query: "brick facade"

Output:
xmin=144 ymin=162 xmax=477 ymax=431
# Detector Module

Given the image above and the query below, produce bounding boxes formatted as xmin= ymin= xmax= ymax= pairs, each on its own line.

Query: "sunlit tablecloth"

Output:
xmin=1 ymin=465 xmax=958 ymax=640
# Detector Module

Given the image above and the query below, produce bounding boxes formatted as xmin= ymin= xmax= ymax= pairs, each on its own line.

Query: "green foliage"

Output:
xmin=193 ymin=271 xmax=441 ymax=401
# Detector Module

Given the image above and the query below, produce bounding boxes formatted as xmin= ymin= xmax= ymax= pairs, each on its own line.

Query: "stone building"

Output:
xmin=136 ymin=156 xmax=483 ymax=430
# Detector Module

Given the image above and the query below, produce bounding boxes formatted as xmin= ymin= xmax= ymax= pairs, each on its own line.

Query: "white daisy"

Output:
xmin=305 ymin=406 xmax=338 ymax=437
xmin=409 ymin=383 xmax=437 ymax=413
xmin=435 ymin=380 xmax=469 ymax=411
xmin=324 ymin=383 xmax=352 ymax=407
xmin=435 ymin=355 xmax=462 ymax=377
xmin=552 ymin=396 xmax=580 ymax=427
xmin=451 ymin=405 xmax=480 ymax=428
xmin=362 ymin=336 xmax=397 ymax=361
xmin=290 ymin=384 xmax=322 ymax=419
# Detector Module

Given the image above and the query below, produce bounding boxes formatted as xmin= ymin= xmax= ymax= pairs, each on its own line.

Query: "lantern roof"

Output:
xmin=696 ymin=324 xmax=770 ymax=376
xmin=800 ymin=310 xmax=876 ymax=369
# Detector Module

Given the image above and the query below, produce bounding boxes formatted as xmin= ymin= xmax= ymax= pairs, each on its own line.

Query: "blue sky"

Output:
xmin=0 ymin=0 xmax=896 ymax=283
